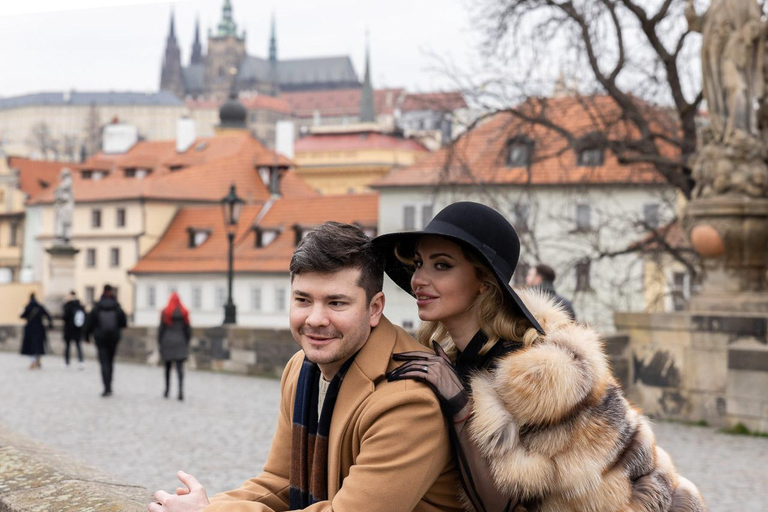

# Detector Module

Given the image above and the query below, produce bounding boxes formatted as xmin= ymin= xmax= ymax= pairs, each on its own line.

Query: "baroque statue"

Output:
xmin=53 ymin=168 xmax=74 ymax=243
xmin=685 ymin=0 xmax=768 ymax=199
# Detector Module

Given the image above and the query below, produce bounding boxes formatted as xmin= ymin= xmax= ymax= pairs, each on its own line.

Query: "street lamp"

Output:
xmin=221 ymin=183 xmax=244 ymax=324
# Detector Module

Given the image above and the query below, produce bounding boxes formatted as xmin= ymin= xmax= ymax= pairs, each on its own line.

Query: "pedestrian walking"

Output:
xmin=62 ymin=290 xmax=86 ymax=369
xmin=20 ymin=293 xmax=53 ymax=370
xmin=84 ymin=284 xmax=127 ymax=397
xmin=525 ymin=263 xmax=576 ymax=320
xmin=158 ymin=292 xmax=191 ymax=401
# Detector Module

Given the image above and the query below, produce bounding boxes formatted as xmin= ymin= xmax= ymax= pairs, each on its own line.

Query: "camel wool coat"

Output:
xmin=207 ymin=316 xmax=463 ymax=512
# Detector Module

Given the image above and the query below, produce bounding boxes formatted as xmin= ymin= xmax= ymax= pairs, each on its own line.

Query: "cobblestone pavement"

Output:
xmin=1 ymin=352 xmax=766 ymax=511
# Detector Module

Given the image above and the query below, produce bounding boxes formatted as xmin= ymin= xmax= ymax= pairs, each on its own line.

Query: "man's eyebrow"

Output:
xmin=292 ymin=290 xmax=353 ymax=301
xmin=293 ymin=290 xmax=310 ymax=297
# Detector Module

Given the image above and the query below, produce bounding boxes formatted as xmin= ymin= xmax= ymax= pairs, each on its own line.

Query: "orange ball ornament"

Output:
xmin=690 ymin=224 xmax=726 ymax=258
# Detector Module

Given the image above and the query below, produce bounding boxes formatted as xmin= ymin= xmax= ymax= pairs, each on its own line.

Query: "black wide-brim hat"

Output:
xmin=372 ymin=201 xmax=545 ymax=334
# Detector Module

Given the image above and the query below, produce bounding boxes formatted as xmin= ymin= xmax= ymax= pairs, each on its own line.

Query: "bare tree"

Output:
xmin=85 ymin=102 xmax=102 ymax=158
xmin=62 ymin=134 xmax=80 ymax=162
xmin=27 ymin=122 xmax=60 ymax=160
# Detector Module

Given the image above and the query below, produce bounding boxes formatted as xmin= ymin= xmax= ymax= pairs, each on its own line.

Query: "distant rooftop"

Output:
xmin=0 ymin=91 xmax=185 ymax=109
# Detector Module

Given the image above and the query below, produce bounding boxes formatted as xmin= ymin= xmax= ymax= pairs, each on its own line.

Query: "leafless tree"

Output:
xmin=27 ymin=122 xmax=60 ymax=160
xmin=62 ymin=134 xmax=80 ymax=162
xmin=85 ymin=102 xmax=102 ymax=158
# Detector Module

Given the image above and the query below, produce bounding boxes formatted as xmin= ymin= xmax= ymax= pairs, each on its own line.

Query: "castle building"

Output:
xmin=160 ymin=1 xmax=361 ymax=100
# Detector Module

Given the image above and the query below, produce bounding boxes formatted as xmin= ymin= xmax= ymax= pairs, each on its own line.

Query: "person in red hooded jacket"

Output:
xmin=158 ymin=292 xmax=191 ymax=401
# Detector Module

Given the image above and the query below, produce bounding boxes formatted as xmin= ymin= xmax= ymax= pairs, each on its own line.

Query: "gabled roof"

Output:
xmin=401 ymin=91 xmax=467 ymax=112
xmin=186 ymin=96 xmax=292 ymax=115
xmin=295 ymin=132 xmax=428 ymax=152
xmin=28 ymin=133 xmax=311 ymax=204
xmin=8 ymin=157 xmax=67 ymax=200
xmin=372 ymin=95 xmax=673 ymax=188
xmin=130 ymin=193 xmax=378 ymax=274
xmin=280 ymin=88 xmax=405 ymax=119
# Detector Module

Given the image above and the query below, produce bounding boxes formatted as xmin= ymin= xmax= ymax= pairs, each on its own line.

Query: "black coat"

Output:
xmin=536 ymin=282 xmax=576 ymax=321
xmin=84 ymin=295 xmax=127 ymax=345
xmin=62 ymin=299 xmax=85 ymax=342
xmin=158 ymin=308 xmax=191 ymax=362
xmin=20 ymin=300 xmax=53 ymax=356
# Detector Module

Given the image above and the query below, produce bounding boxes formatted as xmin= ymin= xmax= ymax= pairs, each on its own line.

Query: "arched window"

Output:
xmin=505 ymin=136 xmax=534 ymax=167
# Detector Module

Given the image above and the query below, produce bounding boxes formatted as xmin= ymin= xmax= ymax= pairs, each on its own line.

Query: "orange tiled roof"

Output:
xmin=29 ymin=133 xmax=305 ymax=204
xmin=130 ymin=194 xmax=378 ymax=274
xmin=280 ymin=88 xmax=405 ymax=119
xmin=186 ymin=96 xmax=292 ymax=115
xmin=401 ymin=91 xmax=467 ymax=112
xmin=8 ymin=157 xmax=67 ymax=200
xmin=373 ymin=95 xmax=675 ymax=187
xmin=295 ymin=132 xmax=428 ymax=152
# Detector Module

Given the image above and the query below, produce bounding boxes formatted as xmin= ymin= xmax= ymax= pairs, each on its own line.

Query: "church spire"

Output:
xmin=160 ymin=9 xmax=184 ymax=98
xmin=269 ymin=12 xmax=277 ymax=63
xmin=191 ymin=15 xmax=203 ymax=65
xmin=217 ymin=0 xmax=239 ymax=38
xmin=168 ymin=9 xmax=177 ymax=41
xmin=359 ymin=32 xmax=376 ymax=123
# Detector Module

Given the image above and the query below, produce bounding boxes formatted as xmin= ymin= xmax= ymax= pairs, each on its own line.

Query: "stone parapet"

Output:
xmin=0 ymin=423 xmax=151 ymax=511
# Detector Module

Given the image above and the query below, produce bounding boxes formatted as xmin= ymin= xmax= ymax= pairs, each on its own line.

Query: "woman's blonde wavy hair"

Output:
xmin=395 ymin=237 xmax=541 ymax=360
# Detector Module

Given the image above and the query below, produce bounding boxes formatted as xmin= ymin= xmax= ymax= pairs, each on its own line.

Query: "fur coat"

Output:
xmin=466 ymin=289 xmax=707 ymax=512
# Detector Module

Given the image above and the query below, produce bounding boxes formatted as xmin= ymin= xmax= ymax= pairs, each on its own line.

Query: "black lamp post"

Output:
xmin=221 ymin=183 xmax=244 ymax=325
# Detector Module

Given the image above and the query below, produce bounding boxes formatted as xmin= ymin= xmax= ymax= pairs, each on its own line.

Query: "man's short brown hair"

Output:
xmin=535 ymin=264 xmax=556 ymax=283
xmin=290 ymin=222 xmax=384 ymax=302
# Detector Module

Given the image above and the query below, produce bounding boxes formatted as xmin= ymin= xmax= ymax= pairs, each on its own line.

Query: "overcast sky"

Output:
xmin=0 ymin=0 xmax=480 ymax=98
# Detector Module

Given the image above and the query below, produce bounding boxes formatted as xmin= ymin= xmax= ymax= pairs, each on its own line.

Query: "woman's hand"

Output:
xmin=388 ymin=341 xmax=470 ymax=419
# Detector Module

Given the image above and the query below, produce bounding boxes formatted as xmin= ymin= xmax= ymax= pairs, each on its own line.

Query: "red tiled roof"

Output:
xmin=130 ymin=194 xmax=378 ymax=274
xmin=8 ymin=157 xmax=67 ymax=200
xmin=373 ymin=95 xmax=675 ymax=187
xmin=400 ymin=91 xmax=467 ymax=112
xmin=295 ymin=132 xmax=428 ymax=152
xmin=28 ymin=133 xmax=308 ymax=204
xmin=279 ymin=88 xmax=405 ymax=119
xmin=186 ymin=96 xmax=292 ymax=115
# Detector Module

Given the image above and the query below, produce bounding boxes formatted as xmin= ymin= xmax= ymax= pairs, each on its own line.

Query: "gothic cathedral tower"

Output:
xmin=204 ymin=0 xmax=247 ymax=100
xmin=159 ymin=11 xmax=185 ymax=98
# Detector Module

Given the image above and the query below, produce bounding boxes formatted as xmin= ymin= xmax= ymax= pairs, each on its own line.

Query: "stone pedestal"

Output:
xmin=44 ymin=244 xmax=79 ymax=317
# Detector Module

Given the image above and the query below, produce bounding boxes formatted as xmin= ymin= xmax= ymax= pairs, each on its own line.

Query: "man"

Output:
xmin=84 ymin=284 xmax=127 ymax=397
xmin=525 ymin=263 xmax=576 ymax=320
xmin=149 ymin=222 xmax=462 ymax=512
xmin=62 ymin=290 xmax=86 ymax=369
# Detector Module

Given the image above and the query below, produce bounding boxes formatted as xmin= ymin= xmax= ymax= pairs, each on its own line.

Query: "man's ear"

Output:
xmin=368 ymin=291 xmax=385 ymax=327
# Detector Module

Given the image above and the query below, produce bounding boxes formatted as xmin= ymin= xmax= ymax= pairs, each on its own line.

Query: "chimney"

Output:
xmin=275 ymin=120 xmax=295 ymax=158
xmin=176 ymin=117 xmax=196 ymax=153
xmin=102 ymin=123 xmax=139 ymax=154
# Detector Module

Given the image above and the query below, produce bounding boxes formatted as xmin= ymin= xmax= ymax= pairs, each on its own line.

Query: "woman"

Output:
xmin=158 ymin=292 xmax=191 ymax=401
xmin=374 ymin=202 xmax=706 ymax=512
xmin=20 ymin=293 xmax=53 ymax=370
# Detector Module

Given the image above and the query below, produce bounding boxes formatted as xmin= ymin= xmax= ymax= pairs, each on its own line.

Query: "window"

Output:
xmin=421 ymin=205 xmax=433 ymax=226
xmin=86 ymin=248 xmax=96 ymax=268
xmin=513 ymin=261 xmax=530 ymax=287
xmin=643 ymin=203 xmax=660 ymax=229
xmin=403 ymin=205 xmax=416 ymax=230
xmin=124 ymin=168 xmax=136 ymax=178
xmin=81 ymin=170 xmax=93 ymax=180
xmin=251 ymin=287 xmax=262 ymax=312
xmin=402 ymin=320 xmax=414 ymax=330
xmin=91 ymin=209 xmax=101 ymax=228
xmin=513 ymin=203 xmax=530 ymax=232
xmin=192 ymin=286 xmax=202 ymax=309
xmin=575 ymin=260 xmax=591 ymax=292
xmin=148 ymin=286 xmax=156 ymax=308
xmin=216 ymin=287 xmax=226 ymax=307
xmin=109 ymin=247 xmax=120 ymax=267
xmin=85 ymin=286 xmax=95 ymax=305
xmin=188 ymin=228 xmax=211 ymax=248
xmin=506 ymin=137 xmax=533 ymax=167
xmin=275 ymin=287 xmax=287 ymax=312
xmin=577 ymin=147 xmax=604 ymax=167
xmin=671 ymin=272 xmax=690 ymax=312
xmin=256 ymin=228 xmax=279 ymax=248
xmin=9 ymin=222 xmax=19 ymax=247
xmin=575 ymin=204 xmax=591 ymax=231
xmin=116 ymin=208 xmax=126 ymax=228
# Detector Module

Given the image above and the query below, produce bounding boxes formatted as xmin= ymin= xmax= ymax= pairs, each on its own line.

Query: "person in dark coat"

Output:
xmin=20 ymin=293 xmax=53 ymax=369
xmin=84 ymin=284 xmax=127 ymax=397
xmin=62 ymin=290 xmax=86 ymax=369
xmin=525 ymin=263 xmax=577 ymax=320
xmin=158 ymin=292 xmax=191 ymax=401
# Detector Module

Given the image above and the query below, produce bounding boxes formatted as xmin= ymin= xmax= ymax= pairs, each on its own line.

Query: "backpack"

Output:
xmin=97 ymin=308 xmax=119 ymax=335
xmin=73 ymin=308 xmax=86 ymax=328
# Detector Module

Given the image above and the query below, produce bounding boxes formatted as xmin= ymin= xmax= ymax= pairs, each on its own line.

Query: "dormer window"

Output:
xmin=187 ymin=228 xmax=211 ymax=248
xmin=506 ymin=136 xmax=534 ymax=167
xmin=81 ymin=170 xmax=93 ymax=180
xmin=123 ymin=168 xmax=150 ymax=179
xmin=293 ymin=224 xmax=310 ymax=246
xmin=255 ymin=227 xmax=279 ymax=248
xmin=169 ymin=165 xmax=185 ymax=172
xmin=575 ymin=132 xmax=606 ymax=167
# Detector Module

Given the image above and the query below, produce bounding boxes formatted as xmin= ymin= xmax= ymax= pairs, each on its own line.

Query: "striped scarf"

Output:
xmin=289 ymin=354 xmax=356 ymax=509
